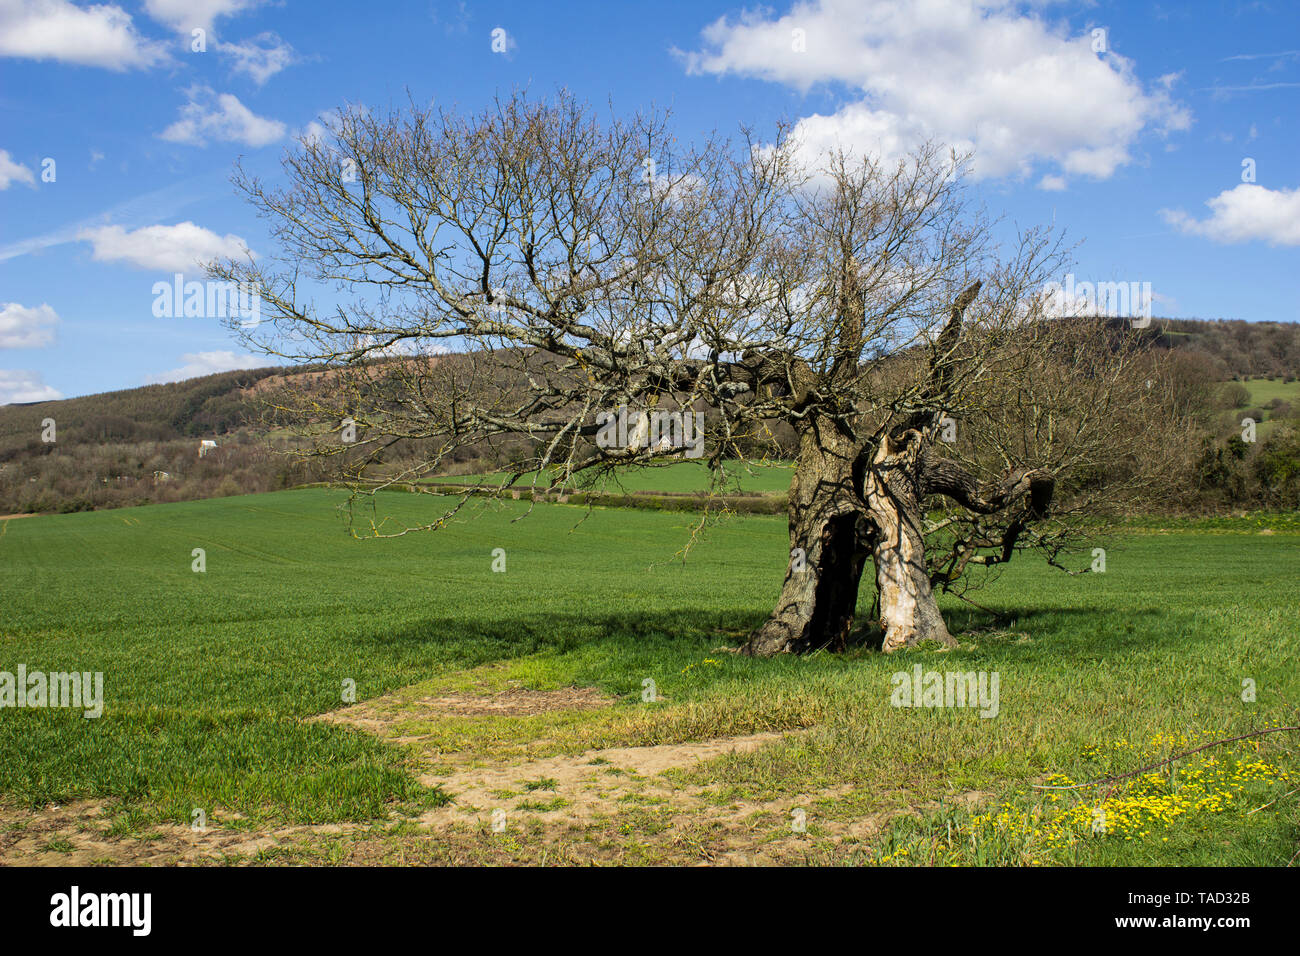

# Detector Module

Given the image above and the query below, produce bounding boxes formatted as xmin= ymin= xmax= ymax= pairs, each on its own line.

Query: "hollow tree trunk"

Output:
xmin=743 ymin=415 xmax=867 ymax=656
xmin=743 ymin=417 xmax=957 ymax=657
xmin=744 ymin=279 xmax=1043 ymax=657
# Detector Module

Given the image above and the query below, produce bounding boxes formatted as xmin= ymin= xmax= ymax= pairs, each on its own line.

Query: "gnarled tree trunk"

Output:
xmin=744 ymin=423 xmax=1057 ymax=656
xmin=744 ymin=279 xmax=1055 ymax=658
xmin=743 ymin=414 xmax=868 ymax=656
xmin=860 ymin=429 xmax=956 ymax=652
xmin=743 ymin=420 xmax=957 ymax=656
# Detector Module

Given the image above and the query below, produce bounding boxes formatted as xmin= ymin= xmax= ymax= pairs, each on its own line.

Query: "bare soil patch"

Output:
xmin=0 ymin=683 xmax=980 ymax=866
xmin=0 ymin=800 xmax=362 ymax=867
xmin=418 ymin=731 xmax=788 ymax=823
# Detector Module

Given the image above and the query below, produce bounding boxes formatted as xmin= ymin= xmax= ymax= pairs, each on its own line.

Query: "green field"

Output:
xmin=1239 ymin=377 xmax=1300 ymax=439
xmin=1243 ymin=377 xmax=1300 ymax=407
xmin=429 ymin=459 xmax=795 ymax=495
xmin=1 ymin=489 xmax=1297 ymax=865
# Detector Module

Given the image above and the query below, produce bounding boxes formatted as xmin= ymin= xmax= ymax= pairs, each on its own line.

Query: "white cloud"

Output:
xmin=143 ymin=0 xmax=260 ymax=34
xmin=0 ymin=0 xmax=169 ymax=70
xmin=354 ymin=335 xmax=450 ymax=359
xmin=76 ymin=221 xmax=254 ymax=273
xmin=0 ymin=369 xmax=61 ymax=404
xmin=298 ymin=117 xmax=333 ymax=147
xmin=146 ymin=350 xmax=261 ymax=384
xmin=680 ymin=0 xmax=1190 ymax=183
xmin=432 ymin=1 xmax=469 ymax=35
xmin=1151 ymin=291 xmax=1179 ymax=315
xmin=217 ymin=31 xmax=293 ymax=84
xmin=0 ymin=148 xmax=35 ymax=189
xmin=1161 ymin=184 xmax=1300 ymax=246
xmin=0 ymin=302 xmax=58 ymax=347
xmin=160 ymin=86 xmax=285 ymax=147
xmin=1038 ymin=174 xmax=1067 ymax=192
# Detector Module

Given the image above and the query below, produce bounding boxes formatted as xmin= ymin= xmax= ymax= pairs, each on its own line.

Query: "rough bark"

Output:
xmin=742 ymin=414 xmax=867 ymax=656
xmin=856 ymin=439 xmax=1056 ymax=652
xmin=744 ymin=279 xmax=1056 ymax=657
xmin=860 ymin=429 xmax=957 ymax=652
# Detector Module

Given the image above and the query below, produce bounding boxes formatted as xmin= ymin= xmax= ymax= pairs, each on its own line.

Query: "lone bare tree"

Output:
xmin=213 ymin=91 xmax=1185 ymax=656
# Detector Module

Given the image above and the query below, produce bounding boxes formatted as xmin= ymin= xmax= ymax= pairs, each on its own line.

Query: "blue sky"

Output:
xmin=0 ymin=0 xmax=1297 ymax=403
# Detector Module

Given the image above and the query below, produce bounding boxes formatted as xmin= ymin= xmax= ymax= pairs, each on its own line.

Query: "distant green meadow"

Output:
xmin=1241 ymin=376 xmax=1300 ymax=439
xmin=1243 ymin=377 xmax=1300 ymax=408
xmin=427 ymin=459 xmax=795 ymax=495
xmin=1 ymin=489 xmax=1297 ymax=864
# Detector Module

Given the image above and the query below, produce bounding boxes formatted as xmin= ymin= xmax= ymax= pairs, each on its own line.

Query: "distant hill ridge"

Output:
xmin=4 ymin=318 xmax=1297 ymax=447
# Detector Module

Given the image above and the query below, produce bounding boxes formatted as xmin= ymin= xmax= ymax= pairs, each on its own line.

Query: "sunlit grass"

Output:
xmin=0 ymin=488 xmax=1296 ymax=864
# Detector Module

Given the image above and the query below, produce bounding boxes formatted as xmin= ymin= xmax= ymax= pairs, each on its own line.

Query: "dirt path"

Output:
xmin=417 ymin=731 xmax=788 ymax=825
xmin=0 ymin=685 xmax=980 ymax=866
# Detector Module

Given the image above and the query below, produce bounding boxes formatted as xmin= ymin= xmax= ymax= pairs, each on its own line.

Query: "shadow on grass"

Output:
xmin=347 ymin=600 xmax=1217 ymax=679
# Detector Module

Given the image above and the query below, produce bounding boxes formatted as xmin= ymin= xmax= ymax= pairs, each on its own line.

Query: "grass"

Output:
xmin=1237 ymin=377 xmax=1300 ymax=438
xmin=1242 ymin=377 xmax=1300 ymax=408
xmin=1 ymin=488 xmax=1298 ymax=864
xmin=1113 ymin=510 xmax=1300 ymax=533
xmin=428 ymin=459 xmax=794 ymax=495
xmin=0 ymin=488 xmax=789 ymax=828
